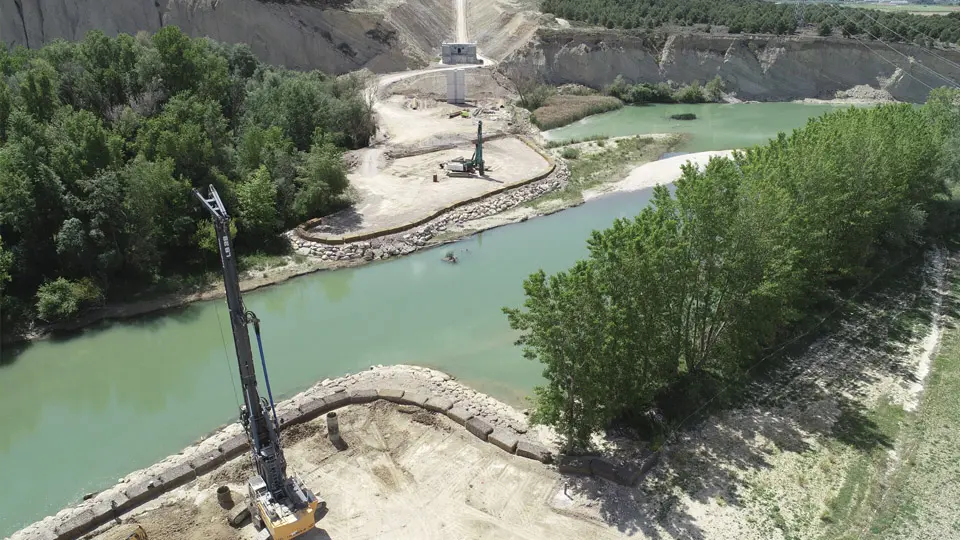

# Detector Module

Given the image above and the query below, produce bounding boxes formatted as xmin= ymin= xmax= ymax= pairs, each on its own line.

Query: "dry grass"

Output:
xmin=531 ymin=95 xmax=623 ymax=130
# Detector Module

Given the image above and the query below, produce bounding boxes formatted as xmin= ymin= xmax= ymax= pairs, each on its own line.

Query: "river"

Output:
xmin=545 ymin=102 xmax=852 ymax=152
xmin=0 ymin=102 xmax=848 ymax=536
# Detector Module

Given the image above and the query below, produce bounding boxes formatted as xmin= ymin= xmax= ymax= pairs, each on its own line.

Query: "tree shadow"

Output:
xmin=1 ymin=297 xmax=212 ymax=366
xmin=309 ymin=207 xmax=364 ymax=236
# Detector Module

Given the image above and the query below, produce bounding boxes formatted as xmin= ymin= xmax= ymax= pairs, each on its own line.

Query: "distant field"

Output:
xmin=852 ymin=3 xmax=960 ymax=15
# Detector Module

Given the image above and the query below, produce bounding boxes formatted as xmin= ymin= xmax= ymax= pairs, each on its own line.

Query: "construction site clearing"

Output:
xmin=89 ymin=402 xmax=631 ymax=540
xmin=308 ymin=135 xmax=550 ymax=239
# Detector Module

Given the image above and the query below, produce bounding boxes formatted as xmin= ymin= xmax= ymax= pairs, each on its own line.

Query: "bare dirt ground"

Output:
xmin=95 ymin=403 xmax=625 ymax=540
xmin=310 ymin=137 xmax=551 ymax=238
xmin=389 ymin=67 xmax=513 ymax=102
xmin=467 ymin=0 xmax=543 ymax=61
xmin=372 ymin=94 xmax=509 ymax=147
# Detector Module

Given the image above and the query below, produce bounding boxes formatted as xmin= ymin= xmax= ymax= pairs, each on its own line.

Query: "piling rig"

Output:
xmin=441 ymin=120 xmax=486 ymax=176
xmin=194 ymin=185 xmax=321 ymax=540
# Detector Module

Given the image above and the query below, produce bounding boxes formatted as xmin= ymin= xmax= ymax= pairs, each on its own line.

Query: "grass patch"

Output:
xmin=238 ymin=252 xmax=293 ymax=273
xmin=821 ymin=399 xmax=905 ymax=539
xmin=531 ymin=95 xmax=623 ymax=130
xmin=526 ymin=134 xmax=683 ymax=207
xmin=544 ymin=134 xmax=610 ymax=149
xmin=560 ymin=147 xmax=581 ymax=160
xmin=851 ymin=273 xmax=960 ymax=539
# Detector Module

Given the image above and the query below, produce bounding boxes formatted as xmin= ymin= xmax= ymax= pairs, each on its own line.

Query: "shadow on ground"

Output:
xmin=309 ymin=208 xmax=365 ymax=236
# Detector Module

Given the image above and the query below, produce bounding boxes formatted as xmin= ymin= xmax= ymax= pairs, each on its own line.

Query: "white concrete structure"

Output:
xmin=446 ymin=68 xmax=466 ymax=104
xmin=441 ymin=43 xmax=481 ymax=65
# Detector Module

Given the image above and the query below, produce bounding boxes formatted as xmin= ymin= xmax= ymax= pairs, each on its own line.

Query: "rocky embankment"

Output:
xmin=10 ymin=365 xmax=556 ymax=540
xmin=290 ymin=160 xmax=568 ymax=260
xmin=0 ymin=0 xmax=455 ymax=73
xmin=509 ymin=29 xmax=960 ymax=103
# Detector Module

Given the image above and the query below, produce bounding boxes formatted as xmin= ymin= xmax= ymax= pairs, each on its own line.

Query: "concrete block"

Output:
xmin=446 ymin=406 xmax=473 ymax=426
xmin=423 ymin=396 xmax=454 ymax=412
xmin=323 ymin=391 xmax=351 ymax=411
xmin=488 ymin=429 xmax=519 ymax=453
xmin=377 ymin=388 xmax=405 ymax=402
xmin=558 ymin=455 xmax=594 ymax=475
xmin=590 ymin=457 xmax=619 ymax=482
xmin=398 ymin=392 xmax=428 ymax=407
xmin=53 ymin=510 xmax=94 ymax=540
xmin=516 ymin=441 xmax=553 ymax=464
xmin=102 ymin=490 xmax=130 ymax=514
xmin=157 ymin=462 xmax=197 ymax=490
xmin=349 ymin=388 xmax=378 ymax=404
xmin=87 ymin=500 xmax=118 ymax=530
xmin=299 ymin=396 xmax=329 ymax=422
xmin=189 ymin=450 xmax=226 ymax=477
xmin=123 ymin=478 xmax=158 ymax=508
xmin=465 ymin=417 xmax=494 ymax=441
xmin=277 ymin=410 xmax=302 ymax=429
xmin=219 ymin=434 xmax=249 ymax=460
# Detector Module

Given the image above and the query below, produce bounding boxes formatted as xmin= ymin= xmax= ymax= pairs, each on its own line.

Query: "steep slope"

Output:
xmin=0 ymin=0 xmax=455 ymax=74
xmin=508 ymin=29 xmax=960 ymax=103
xmin=466 ymin=0 xmax=541 ymax=61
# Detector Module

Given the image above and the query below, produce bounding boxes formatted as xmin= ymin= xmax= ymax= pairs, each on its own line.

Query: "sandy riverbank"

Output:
xmin=583 ymin=150 xmax=735 ymax=201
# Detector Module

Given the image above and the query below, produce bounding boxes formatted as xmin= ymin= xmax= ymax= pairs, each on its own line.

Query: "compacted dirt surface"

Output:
xmin=95 ymin=403 xmax=626 ymax=540
xmin=312 ymin=136 xmax=551 ymax=238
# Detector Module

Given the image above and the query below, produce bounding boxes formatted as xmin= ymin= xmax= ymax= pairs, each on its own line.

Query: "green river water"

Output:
xmin=0 ymin=102 xmax=849 ymax=536
xmin=546 ymin=102 xmax=851 ymax=152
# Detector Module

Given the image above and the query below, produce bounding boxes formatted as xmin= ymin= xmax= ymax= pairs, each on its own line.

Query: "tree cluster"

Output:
xmin=0 ymin=27 xmax=376 ymax=337
xmin=604 ymin=75 xmax=726 ymax=104
xmin=505 ymin=89 xmax=960 ymax=448
xmin=542 ymin=0 xmax=960 ymax=45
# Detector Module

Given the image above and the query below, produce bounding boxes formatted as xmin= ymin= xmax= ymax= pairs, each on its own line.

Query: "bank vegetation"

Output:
xmin=0 ymin=27 xmax=376 ymax=339
xmin=505 ymin=88 xmax=960 ymax=448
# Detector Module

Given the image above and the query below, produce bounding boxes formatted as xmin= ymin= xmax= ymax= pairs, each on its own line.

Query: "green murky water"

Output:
xmin=0 ymin=102 xmax=841 ymax=536
xmin=545 ymin=102 xmax=854 ymax=152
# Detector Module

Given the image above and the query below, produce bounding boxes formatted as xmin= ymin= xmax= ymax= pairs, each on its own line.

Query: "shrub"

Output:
xmin=561 ymin=147 xmax=581 ymax=159
xmin=532 ymin=95 xmax=623 ymax=130
xmin=673 ymin=81 xmax=706 ymax=104
xmin=705 ymin=76 xmax=726 ymax=102
xmin=35 ymin=278 xmax=103 ymax=322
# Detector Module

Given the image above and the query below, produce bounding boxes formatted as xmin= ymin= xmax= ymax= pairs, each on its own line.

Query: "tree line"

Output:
xmin=505 ymin=88 xmax=960 ymax=448
xmin=0 ymin=27 xmax=376 ymax=338
xmin=541 ymin=0 xmax=960 ymax=46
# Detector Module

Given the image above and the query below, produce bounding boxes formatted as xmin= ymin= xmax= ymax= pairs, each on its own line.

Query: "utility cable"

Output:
xmin=827 ymin=4 xmax=955 ymax=90
xmin=214 ymin=299 xmax=242 ymax=412
xmin=848 ymin=7 xmax=960 ymax=75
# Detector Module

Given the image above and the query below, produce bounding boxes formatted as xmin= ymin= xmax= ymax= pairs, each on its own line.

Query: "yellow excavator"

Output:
xmin=195 ymin=186 xmax=321 ymax=540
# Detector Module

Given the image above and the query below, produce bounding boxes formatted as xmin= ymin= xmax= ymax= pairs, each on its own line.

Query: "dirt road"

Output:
xmin=456 ymin=0 xmax=469 ymax=42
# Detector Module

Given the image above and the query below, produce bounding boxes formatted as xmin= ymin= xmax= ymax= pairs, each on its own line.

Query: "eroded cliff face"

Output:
xmin=0 ymin=0 xmax=455 ymax=74
xmin=511 ymin=29 xmax=960 ymax=103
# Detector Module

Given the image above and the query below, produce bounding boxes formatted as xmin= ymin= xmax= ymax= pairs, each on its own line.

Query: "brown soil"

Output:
xmin=133 ymin=496 xmax=236 ymax=540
